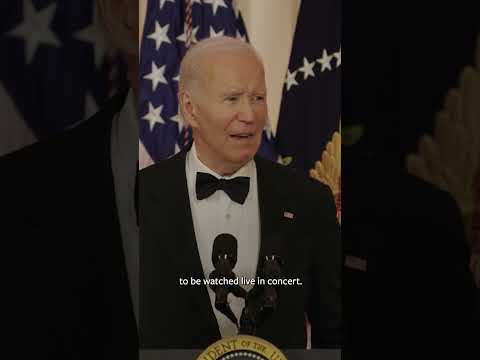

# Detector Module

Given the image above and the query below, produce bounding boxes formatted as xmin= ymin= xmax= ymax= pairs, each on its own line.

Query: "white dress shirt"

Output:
xmin=186 ymin=143 xmax=261 ymax=338
xmin=110 ymin=90 xmax=139 ymax=323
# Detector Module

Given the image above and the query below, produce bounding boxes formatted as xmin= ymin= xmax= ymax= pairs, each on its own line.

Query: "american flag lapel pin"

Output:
xmin=283 ymin=211 xmax=294 ymax=219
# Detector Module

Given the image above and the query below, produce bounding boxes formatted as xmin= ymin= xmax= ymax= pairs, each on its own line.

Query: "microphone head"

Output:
xmin=262 ymin=255 xmax=283 ymax=279
xmin=212 ymin=233 xmax=238 ymax=269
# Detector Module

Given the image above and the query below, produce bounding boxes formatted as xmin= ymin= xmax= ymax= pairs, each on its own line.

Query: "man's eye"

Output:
xmin=253 ymin=96 xmax=265 ymax=102
xmin=225 ymin=97 xmax=238 ymax=102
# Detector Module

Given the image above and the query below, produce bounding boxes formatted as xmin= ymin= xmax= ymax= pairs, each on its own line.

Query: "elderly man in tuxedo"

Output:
xmin=139 ymin=36 xmax=341 ymax=349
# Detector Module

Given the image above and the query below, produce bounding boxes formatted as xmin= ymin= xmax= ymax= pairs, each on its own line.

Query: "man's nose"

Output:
xmin=237 ymin=100 xmax=255 ymax=124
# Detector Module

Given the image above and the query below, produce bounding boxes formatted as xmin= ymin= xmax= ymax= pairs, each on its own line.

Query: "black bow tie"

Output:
xmin=196 ymin=172 xmax=250 ymax=204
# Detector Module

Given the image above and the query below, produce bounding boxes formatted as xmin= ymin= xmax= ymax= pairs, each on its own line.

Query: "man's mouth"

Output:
xmin=230 ymin=133 xmax=254 ymax=140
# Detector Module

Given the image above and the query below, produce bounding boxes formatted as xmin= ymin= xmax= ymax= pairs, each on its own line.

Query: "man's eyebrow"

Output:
xmin=221 ymin=90 xmax=244 ymax=96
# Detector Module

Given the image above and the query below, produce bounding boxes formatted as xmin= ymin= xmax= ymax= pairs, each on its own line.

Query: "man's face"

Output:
xmin=189 ymin=51 xmax=268 ymax=173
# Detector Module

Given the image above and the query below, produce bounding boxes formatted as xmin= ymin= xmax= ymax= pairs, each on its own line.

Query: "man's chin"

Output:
xmin=229 ymin=150 xmax=257 ymax=167
xmin=228 ymin=152 xmax=249 ymax=162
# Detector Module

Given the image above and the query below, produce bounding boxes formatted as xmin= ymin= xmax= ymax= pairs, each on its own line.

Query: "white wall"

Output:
xmin=235 ymin=0 xmax=300 ymax=134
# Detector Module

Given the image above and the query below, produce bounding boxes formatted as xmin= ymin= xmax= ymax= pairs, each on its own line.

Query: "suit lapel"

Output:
xmin=100 ymin=93 xmax=139 ymax=345
xmin=76 ymin=90 xmax=138 ymax=348
xmin=163 ymin=150 xmax=221 ymax=337
xmin=255 ymin=156 xmax=290 ymax=276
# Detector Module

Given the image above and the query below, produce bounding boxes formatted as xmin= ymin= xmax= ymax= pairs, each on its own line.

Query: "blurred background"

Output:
xmin=0 ymin=0 xmax=129 ymax=156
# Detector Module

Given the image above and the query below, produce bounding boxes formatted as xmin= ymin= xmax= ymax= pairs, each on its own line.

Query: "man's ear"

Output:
xmin=179 ymin=90 xmax=200 ymax=128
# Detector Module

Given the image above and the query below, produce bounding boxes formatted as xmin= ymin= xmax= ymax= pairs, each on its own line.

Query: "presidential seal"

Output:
xmin=197 ymin=335 xmax=287 ymax=360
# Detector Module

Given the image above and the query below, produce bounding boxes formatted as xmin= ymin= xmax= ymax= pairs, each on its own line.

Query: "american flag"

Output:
xmin=0 ymin=0 xmax=124 ymax=156
xmin=275 ymin=0 xmax=341 ymax=174
xmin=274 ymin=2 xmax=341 ymax=344
xmin=139 ymin=0 xmax=277 ymax=169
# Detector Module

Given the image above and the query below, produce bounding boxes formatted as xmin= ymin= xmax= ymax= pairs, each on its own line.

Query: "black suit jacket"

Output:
xmin=139 ymin=148 xmax=341 ymax=349
xmin=0 ymin=92 xmax=138 ymax=359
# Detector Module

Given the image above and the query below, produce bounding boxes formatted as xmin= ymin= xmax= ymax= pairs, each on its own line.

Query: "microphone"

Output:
xmin=239 ymin=249 xmax=284 ymax=335
xmin=259 ymin=254 xmax=284 ymax=312
xmin=211 ymin=233 xmax=237 ymax=271
xmin=209 ymin=233 xmax=247 ymax=326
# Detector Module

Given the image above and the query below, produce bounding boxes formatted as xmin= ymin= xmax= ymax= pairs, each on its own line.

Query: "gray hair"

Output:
xmin=178 ymin=36 xmax=262 ymax=96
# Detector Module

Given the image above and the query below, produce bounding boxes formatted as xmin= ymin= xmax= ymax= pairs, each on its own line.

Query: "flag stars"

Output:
xmin=74 ymin=3 xmax=108 ymax=68
xmin=143 ymin=62 xmax=168 ymax=92
xmin=204 ymin=0 xmax=228 ymax=16
xmin=147 ymin=22 xmax=171 ymax=51
xmin=298 ymin=57 xmax=316 ymax=79
xmin=317 ymin=49 xmax=333 ymax=72
xmin=174 ymin=142 xmax=181 ymax=155
xmin=285 ymin=69 xmax=299 ymax=91
xmin=264 ymin=122 xmax=273 ymax=140
xmin=176 ymin=24 xmax=199 ymax=44
xmin=143 ymin=102 xmax=165 ymax=131
xmin=209 ymin=26 xmax=225 ymax=38
xmin=285 ymin=47 xmax=340 ymax=90
xmin=236 ymin=30 xmax=247 ymax=42
xmin=333 ymin=47 xmax=341 ymax=67
xmin=7 ymin=0 xmax=61 ymax=64
xmin=84 ymin=92 xmax=98 ymax=120
xmin=170 ymin=107 xmax=185 ymax=132
xmin=159 ymin=0 xmax=175 ymax=10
